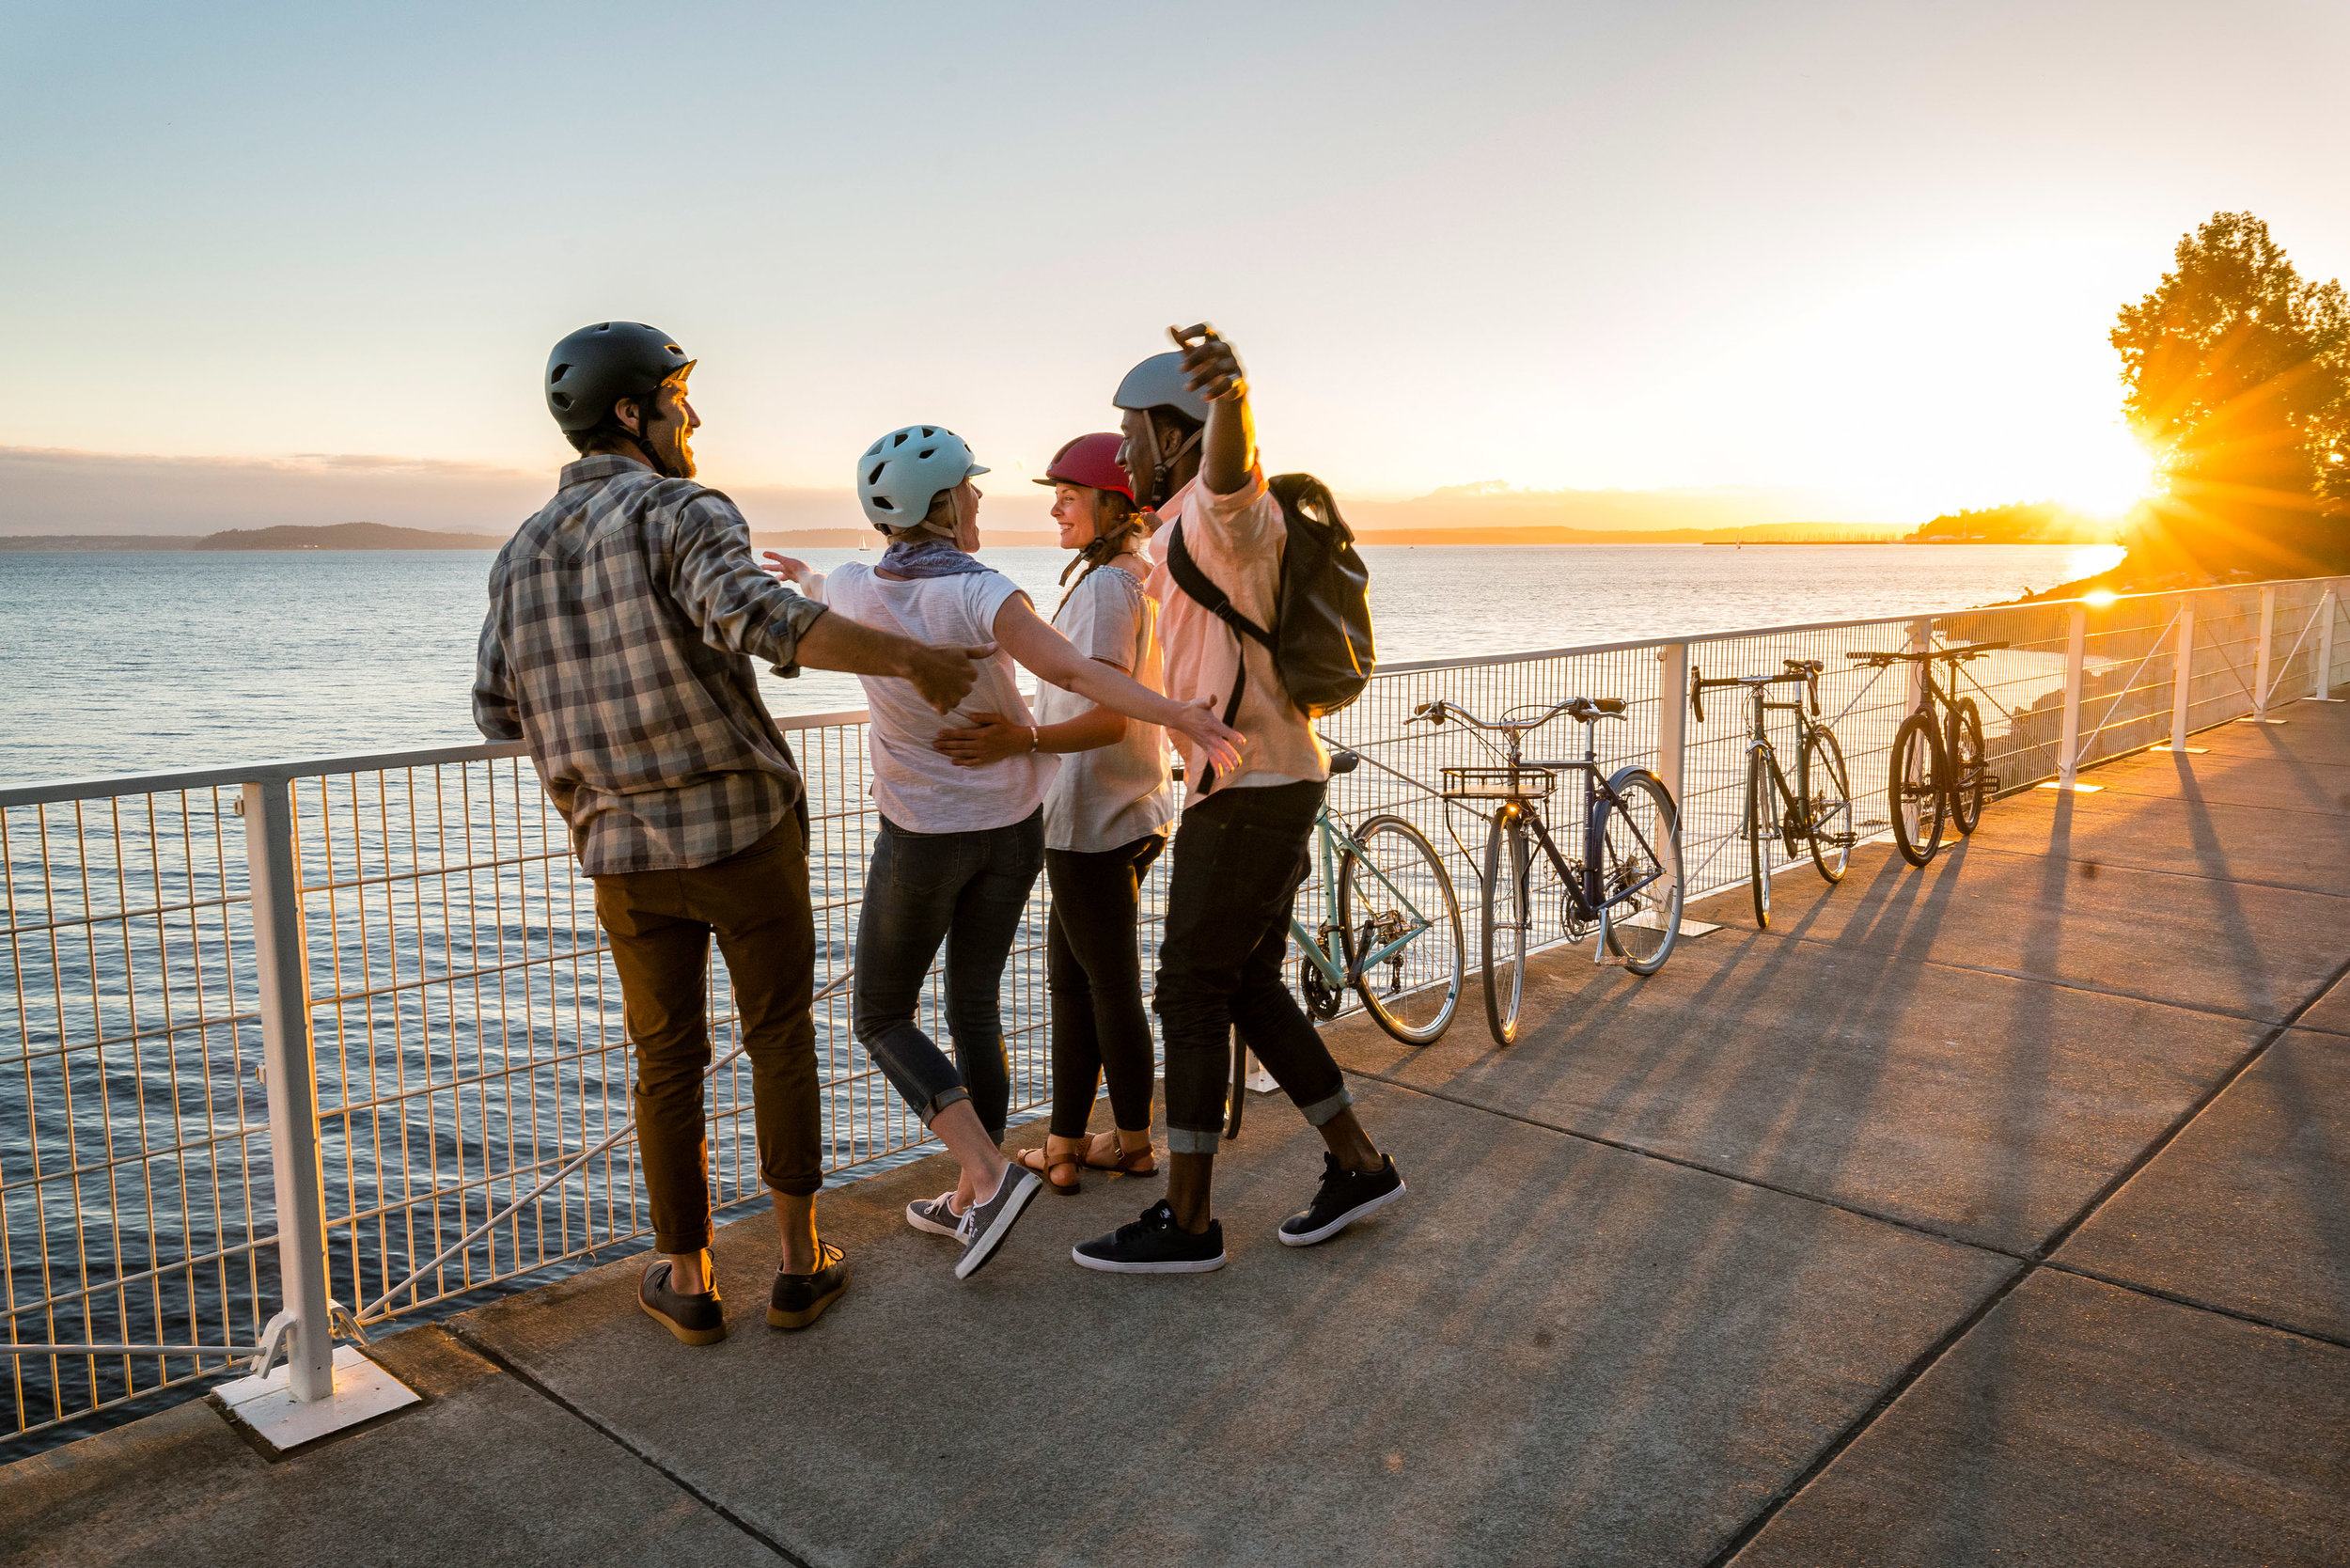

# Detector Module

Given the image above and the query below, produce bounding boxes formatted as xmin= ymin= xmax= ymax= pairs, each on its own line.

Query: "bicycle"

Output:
xmin=1411 ymin=696 xmax=1685 ymax=1046
xmin=1689 ymin=657 xmax=1856 ymax=929
xmin=1845 ymin=640 xmax=2008 ymax=866
xmin=1200 ymin=749 xmax=1466 ymax=1140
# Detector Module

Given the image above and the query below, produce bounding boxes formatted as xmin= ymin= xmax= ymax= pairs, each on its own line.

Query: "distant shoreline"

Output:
xmin=2 ymin=521 xmax=2101 ymax=554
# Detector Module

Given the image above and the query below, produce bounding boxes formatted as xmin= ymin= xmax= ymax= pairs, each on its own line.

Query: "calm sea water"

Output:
xmin=0 ymin=543 xmax=2107 ymax=785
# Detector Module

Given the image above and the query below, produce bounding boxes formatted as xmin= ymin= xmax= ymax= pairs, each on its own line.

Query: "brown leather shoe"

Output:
xmin=640 ymin=1256 xmax=727 ymax=1346
xmin=768 ymin=1243 xmax=849 ymax=1330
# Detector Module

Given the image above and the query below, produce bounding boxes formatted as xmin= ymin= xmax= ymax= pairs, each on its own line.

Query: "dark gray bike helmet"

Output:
xmin=545 ymin=322 xmax=695 ymax=432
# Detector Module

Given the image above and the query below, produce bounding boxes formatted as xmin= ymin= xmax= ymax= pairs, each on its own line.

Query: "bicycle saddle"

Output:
xmin=1329 ymin=749 xmax=1361 ymax=775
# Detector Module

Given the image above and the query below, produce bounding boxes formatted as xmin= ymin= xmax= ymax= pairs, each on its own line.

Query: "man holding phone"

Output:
xmin=1072 ymin=325 xmax=1405 ymax=1275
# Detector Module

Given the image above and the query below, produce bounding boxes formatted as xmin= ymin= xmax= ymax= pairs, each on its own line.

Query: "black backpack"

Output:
xmin=1165 ymin=473 xmax=1376 ymax=736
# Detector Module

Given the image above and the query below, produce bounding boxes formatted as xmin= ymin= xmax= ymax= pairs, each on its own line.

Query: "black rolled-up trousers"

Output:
xmin=1152 ymin=780 xmax=1352 ymax=1154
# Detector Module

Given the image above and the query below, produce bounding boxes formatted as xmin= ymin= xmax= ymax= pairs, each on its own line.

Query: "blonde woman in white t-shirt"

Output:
xmin=763 ymin=424 xmax=1237 ymax=1281
xmin=931 ymin=434 xmax=1172 ymax=1198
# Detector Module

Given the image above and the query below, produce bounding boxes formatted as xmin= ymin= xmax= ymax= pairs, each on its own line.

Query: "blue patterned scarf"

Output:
xmin=877 ymin=536 xmax=989 ymax=578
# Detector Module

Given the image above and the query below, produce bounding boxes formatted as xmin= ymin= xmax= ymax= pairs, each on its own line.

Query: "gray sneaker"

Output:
xmin=954 ymin=1166 xmax=1041 ymax=1280
xmin=906 ymin=1190 xmax=964 ymax=1238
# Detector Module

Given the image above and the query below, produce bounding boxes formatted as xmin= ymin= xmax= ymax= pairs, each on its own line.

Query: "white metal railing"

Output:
xmin=4 ymin=575 xmax=2345 ymax=1449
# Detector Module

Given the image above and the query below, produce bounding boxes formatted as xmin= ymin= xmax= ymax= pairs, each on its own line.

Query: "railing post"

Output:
xmin=2038 ymin=604 xmax=2101 ymax=792
xmin=2250 ymin=585 xmax=2279 ymax=720
xmin=1906 ymin=617 xmax=1933 ymax=714
xmin=2154 ymin=596 xmax=2205 ymax=753
xmin=243 ymin=779 xmax=336 ymax=1404
xmin=2311 ymin=581 xmax=2342 ymax=702
xmin=1654 ymin=642 xmax=1689 ymax=807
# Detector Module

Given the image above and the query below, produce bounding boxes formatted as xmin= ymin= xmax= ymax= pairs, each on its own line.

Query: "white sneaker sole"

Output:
xmin=904 ymin=1197 xmax=962 ymax=1238
xmin=1277 ymin=1177 xmax=1406 ymax=1247
xmin=954 ymin=1169 xmax=1041 ymax=1280
xmin=1071 ymin=1246 xmax=1228 ymax=1275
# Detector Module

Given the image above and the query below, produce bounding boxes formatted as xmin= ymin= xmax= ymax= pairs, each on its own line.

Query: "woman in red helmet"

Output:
xmin=933 ymin=433 xmax=1172 ymax=1194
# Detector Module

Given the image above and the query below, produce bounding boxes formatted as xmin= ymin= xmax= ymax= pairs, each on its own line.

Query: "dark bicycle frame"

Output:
xmin=1692 ymin=662 xmax=1844 ymax=851
xmin=1427 ymin=698 xmax=1670 ymax=927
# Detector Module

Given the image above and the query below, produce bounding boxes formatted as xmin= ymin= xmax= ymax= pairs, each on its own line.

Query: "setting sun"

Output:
xmin=2047 ymin=425 xmax=2163 ymax=520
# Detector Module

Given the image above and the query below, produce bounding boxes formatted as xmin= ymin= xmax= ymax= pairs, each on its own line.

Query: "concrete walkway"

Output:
xmin=8 ymin=710 xmax=2349 ymax=1567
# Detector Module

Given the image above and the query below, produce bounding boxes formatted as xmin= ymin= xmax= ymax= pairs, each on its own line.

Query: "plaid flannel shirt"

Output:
xmin=473 ymin=455 xmax=830 ymax=875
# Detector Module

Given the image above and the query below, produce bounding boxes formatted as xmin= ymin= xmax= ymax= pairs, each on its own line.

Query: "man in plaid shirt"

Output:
xmin=475 ymin=321 xmax=985 ymax=1345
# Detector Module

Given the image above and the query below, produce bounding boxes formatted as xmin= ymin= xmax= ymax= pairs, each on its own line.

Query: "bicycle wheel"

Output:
xmin=1337 ymin=814 xmax=1465 ymax=1046
xmin=1946 ymin=698 xmax=1988 ymax=836
xmin=1745 ymin=747 xmax=1776 ymax=929
xmin=1798 ymin=722 xmax=1854 ymax=885
xmin=1889 ymin=711 xmax=1947 ymax=867
xmin=1598 ymin=769 xmax=1684 ymax=975
xmin=1480 ymin=805 xmax=1530 ymax=1045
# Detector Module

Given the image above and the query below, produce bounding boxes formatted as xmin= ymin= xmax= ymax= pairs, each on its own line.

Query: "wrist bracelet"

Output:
xmin=1028 ymin=726 xmax=1040 ymax=754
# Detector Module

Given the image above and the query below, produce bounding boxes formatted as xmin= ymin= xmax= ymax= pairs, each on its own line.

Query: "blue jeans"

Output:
xmin=853 ymin=808 xmax=1044 ymax=1140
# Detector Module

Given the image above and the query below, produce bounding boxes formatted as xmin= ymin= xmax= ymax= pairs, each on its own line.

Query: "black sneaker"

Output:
xmin=1278 ymin=1152 xmax=1406 ymax=1247
xmin=1073 ymin=1200 xmax=1228 ymax=1274
xmin=639 ymin=1256 xmax=726 ymax=1345
xmin=768 ymin=1242 xmax=849 ymax=1330
xmin=953 ymin=1165 xmax=1042 ymax=1280
xmin=905 ymin=1190 xmax=964 ymax=1238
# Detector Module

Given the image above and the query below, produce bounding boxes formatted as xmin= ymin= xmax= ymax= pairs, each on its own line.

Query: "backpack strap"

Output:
xmin=1165 ymin=521 xmax=1275 ymax=792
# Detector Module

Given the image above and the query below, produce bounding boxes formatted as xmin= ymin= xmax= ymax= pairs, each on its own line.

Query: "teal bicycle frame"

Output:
xmin=1292 ymin=802 xmax=1435 ymax=992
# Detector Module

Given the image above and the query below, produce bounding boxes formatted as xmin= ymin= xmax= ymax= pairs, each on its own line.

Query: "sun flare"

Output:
xmin=2045 ymin=426 xmax=2161 ymax=520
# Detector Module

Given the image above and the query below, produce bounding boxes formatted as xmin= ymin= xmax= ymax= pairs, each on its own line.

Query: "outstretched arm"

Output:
xmin=796 ymin=610 xmax=989 ymax=715
xmin=1172 ymin=324 xmax=1255 ymax=496
xmin=991 ymin=595 xmax=1242 ymax=773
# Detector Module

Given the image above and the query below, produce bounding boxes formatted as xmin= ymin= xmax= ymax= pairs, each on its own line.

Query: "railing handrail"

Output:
xmin=4 ymin=580 xmax=2330 ymax=810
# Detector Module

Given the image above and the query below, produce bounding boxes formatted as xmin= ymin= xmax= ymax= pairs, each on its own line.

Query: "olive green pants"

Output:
xmin=592 ymin=813 xmax=822 ymax=1254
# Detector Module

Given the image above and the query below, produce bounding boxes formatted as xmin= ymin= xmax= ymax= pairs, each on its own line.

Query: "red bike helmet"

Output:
xmin=1034 ymin=432 xmax=1134 ymax=500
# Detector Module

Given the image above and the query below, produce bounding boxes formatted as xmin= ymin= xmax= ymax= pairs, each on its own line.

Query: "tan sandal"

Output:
xmin=1082 ymin=1132 xmax=1159 ymax=1178
xmin=1016 ymin=1137 xmax=1087 ymax=1195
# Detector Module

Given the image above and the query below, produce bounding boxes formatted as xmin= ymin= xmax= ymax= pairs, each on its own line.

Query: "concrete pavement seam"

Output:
xmin=2036 ymin=1260 xmax=2350 ymax=1352
xmin=2028 ymin=948 xmax=2350 ymax=1263
xmin=1698 ymin=1256 xmax=2038 ymax=1568
xmin=445 ymin=1321 xmax=812 ymax=1568
xmin=1340 ymin=1066 xmax=2031 ymax=1262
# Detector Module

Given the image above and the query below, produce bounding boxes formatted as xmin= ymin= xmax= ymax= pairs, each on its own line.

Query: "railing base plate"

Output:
xmin=2036 ymin=782 xmax=2105 ymax=793
xmin=214 ymin=1345 xmax=419 ymax=1453
xmin=2237 ymin=716 xmax=2289 ymax=725
xmin=2303 ymin=697 xmax=2345 ymax=703
xmin=2150 ymin=745 xmax=2209 ymax=754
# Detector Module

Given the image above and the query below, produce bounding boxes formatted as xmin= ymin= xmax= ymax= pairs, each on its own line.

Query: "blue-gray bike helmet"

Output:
xmin=856 ymin=425 xmax=989 ymax=535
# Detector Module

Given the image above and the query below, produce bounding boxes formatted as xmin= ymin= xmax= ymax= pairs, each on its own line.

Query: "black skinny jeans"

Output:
xmin=1153 ymin=780 xmax=1352 ymax=1154
xmin=1044 ymin=833 xmax=1165 ymax=1139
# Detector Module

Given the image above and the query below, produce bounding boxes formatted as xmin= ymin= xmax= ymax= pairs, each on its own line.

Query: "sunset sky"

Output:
xmin=6 ymin=0 xmax=2345 ymax=525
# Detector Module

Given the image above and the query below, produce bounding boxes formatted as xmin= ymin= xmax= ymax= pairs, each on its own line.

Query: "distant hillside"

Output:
xmin=0 ymin=534 xmax=196 ymax=553
xmin=193 ymin=522 xmax=507 ymax=550
xmin=1904 ymin=501 xmax=2115 ymax=543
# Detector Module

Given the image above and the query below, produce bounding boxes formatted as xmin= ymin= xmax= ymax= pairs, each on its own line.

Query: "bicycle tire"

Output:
xmin=1798 ymin=722 xmax=1854 ymax=885
xmin=1746 ymin=747 xmax=1776 ymax=929
xmin=1337 ymin=814 xmax=1465 ymax=1046
xmin=1946 ymin=698 xmax=1988 ymax=836
xmin=1480 ymin=806 xmax=1530 ymax=1045
xmin=1598 ymin=768 xmax=1684 ymax=975
xmin=1890 ymin=711 xmax=1947 ymax=867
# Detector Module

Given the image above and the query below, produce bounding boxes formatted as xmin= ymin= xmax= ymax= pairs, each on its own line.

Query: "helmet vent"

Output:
xmin=551 ymin=391 xmax=572 ymax=410
xmin=866 ymin=463 xmax=888 ymax=486
xmin=872 ymin=496 xmax=898 ymax=511
xmin=890 ymin=431 xmax=910 ymax=447
xmin=916 ymin=447 xmax=935 ymax=460
xmin=551 ymin=363 xmax=572 ymax=384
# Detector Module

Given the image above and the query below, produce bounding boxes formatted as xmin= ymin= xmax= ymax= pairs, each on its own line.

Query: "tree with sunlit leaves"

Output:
xmin=2112 ymin=212 xmax=2350 ymax=576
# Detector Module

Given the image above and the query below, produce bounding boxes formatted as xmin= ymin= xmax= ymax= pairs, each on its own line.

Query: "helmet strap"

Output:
xmin=1149 ymin=422 xmax=1202 ymax=510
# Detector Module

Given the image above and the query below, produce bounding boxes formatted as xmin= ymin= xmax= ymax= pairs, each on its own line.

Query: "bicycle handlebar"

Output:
xmin=1411 ymin=697 xmax=1624 ymax=732
xmin=1690 ymin=661 xmax=1820 ymax=723
xmin=1846 ymin=639 xmax=2011 ymax=667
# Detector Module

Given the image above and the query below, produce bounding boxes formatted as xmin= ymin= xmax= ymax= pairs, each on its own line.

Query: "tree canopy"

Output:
xmin=2112 ymin=212 xmax=2350 ymax=575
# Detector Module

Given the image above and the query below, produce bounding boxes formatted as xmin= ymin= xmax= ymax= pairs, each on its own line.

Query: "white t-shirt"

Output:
xmin=1035 ymin=561 xmax=1175 ymax=854
xmin=822 ymin=561 xmax=1056 ymax=833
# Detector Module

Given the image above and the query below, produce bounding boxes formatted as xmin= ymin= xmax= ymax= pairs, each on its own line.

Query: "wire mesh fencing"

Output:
xmin=4 ymin=573 xmax=2346 ymax=1450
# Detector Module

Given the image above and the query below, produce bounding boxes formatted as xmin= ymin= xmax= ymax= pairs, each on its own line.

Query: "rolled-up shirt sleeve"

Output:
xmin=668 ymin=493 xmax=831 ymax=676
xmin=1191 ymin=463 xmax=1279 ymax=551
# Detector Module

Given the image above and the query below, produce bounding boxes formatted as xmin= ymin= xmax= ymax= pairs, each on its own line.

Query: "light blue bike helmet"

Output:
xmin=856 ymin=424 xmax=989 ymax=533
